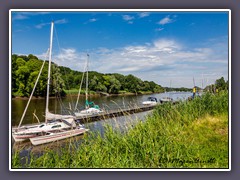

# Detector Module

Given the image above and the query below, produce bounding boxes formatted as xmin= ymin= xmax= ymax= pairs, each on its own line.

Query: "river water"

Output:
xmin=11 ymin=92 xmax=192 ymax=156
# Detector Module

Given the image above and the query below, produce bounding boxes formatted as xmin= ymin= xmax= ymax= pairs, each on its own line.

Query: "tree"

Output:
xmin=103 ymin=75 xmax=121 ymax=94
xmin=215 ymin=77 xmax=227 ymax=91
xmin=51 ymin=63 xmax=66 ymax=96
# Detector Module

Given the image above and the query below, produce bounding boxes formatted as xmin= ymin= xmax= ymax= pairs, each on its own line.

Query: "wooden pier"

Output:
xmin=75 ymin=105 xmax=156 ymax=124
xmin=12 ymin=105 xmax=157 ymax=130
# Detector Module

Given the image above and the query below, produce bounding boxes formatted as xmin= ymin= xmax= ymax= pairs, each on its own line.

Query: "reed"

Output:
xmin=12 ymin=91 xmax=229 ymax=168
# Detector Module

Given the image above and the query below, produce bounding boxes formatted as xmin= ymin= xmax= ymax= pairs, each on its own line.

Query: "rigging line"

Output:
xmin=54 ymin=24 xmax=74 ymax=105
xmin=53 ymin=63 xmax=70 ymax=114
xmin=75 ymin=59 xmax=87 ymax=111
xmin=17 ymin=49 xmax=49 ymax=129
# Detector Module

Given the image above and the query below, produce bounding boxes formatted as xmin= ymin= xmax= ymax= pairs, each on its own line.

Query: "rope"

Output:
xmin=17 ymin=49 xmax=49 ymax=129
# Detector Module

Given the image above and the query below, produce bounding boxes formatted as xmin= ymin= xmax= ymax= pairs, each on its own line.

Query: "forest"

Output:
xmin=12 ymin=54 xmax=166 ymax=97
xmin=11 ymin=54 xmax=228 ymax=98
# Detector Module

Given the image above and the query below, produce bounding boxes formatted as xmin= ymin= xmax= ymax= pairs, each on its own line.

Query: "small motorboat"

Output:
xmin=159 ymin=97 xmax=173 ymax=104
xmin=142 ymin=97 xmax=158 ymax=105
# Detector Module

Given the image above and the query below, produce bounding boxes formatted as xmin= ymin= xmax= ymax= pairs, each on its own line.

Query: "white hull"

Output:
xmin=12 ymin=133 xmax=40 ymax=142
xmin=160 ymin=97 xmax=173 ymax=103
xmin=30 ymin=128 xmax=89 ymax=146
xmin=12 ymin=118 xmax=77 ymax=142
xmin=142 ymin=101 xmax=157 ymax=105
xmin=75 ymin=107 xmax=103 ymax=117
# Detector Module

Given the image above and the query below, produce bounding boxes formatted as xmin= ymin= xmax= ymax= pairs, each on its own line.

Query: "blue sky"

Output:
xmin=11 ymin=10 xmax=229 ymax=88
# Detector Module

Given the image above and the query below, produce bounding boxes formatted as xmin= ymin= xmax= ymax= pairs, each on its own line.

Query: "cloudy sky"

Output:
xmin=11 ymin=10 xmax=229 ymax=88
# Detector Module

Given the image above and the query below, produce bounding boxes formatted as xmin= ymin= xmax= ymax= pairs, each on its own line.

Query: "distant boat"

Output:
xmin=160 ymin=80 xmax=173 ymax=104
xmin=74 ymin=54 xmax=103 ymax=117
xmin=142 ymin=97 xmax=158 ymax=106
xmin=159 ymin=97 xmax=173 ymax=104
xmin=12 ymin=22 xmax=88 ymax=144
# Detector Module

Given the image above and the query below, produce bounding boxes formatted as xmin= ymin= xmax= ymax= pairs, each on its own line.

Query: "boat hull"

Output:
xmin=30 ymin=128 xmax=89 ymax=146
xmin=75 ymin=108 xmax=103 ymax=117
xmin=12 ymin=133 xmax=40 ymax=142
xmin=142 ymin=101 xmax=157 ymax=105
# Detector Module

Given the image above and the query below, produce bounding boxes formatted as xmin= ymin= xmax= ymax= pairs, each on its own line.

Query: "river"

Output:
xmin=11 ymin=92 xmax=192 ymax=157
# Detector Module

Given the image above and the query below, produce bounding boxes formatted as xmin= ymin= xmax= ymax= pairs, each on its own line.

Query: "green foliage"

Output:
xmin=12 ymin=55 xmax=65 ymax=97
xmin=204 ymin=77 xmax=228 ymax=93
xmin=58 ymin=66 xmax=164 ymax=95
xmin=215 ymin=77 xmax=228 ymax=91
xmin=103 ymin=75 xmax=121 ymax=94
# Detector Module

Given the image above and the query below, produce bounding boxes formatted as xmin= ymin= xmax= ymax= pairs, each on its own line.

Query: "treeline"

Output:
xmin=12 ymin=54 xmax=165 ymax=97
xmin=59 ymin=69 xmax=164 ymax=94
xmin=204 ymin=77 xmax=228 ymax=93
xmin=164 ymin=87 xmax=192 ymax=92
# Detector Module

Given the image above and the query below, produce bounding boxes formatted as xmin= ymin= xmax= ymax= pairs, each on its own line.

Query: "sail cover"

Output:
xmin=46 ymin=112 xmax=74 ymax=121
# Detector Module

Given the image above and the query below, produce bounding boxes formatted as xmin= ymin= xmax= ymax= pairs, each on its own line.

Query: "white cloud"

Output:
xmin=138 ymin=12 xmax=150 ymax=18
xmin=42 ymin=38 xmax=228 ymax=88
xmin=12 ymin=14 xmax=29 ymax=20
xmin=122 ymin=15 xmax=135 ymax=21
xmin=55 ymin=18 xmax=68 ymax=24
xmin=158 ymin=15 xmax=175 ymax=25
xmin=53 ymin=48 xmax=85 ymax=69
xmin=35 ymin=22 xmax=49 ymax=29
xmin=155 ymin=28 xmax=164 ymax=32
xmin=35 ymin=19 xmax=68 ymax=29
xmin=89 ymin=18 xmax=97 ymax=22
xmin=12 ymin=12 xmax=50 ymax=21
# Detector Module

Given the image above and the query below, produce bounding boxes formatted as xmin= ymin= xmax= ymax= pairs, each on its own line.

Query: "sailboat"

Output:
xmin=160 ymin=80 xmax=173 ymax=104
xmin=74 ymin=54 xmax=103 ymax=118
xmin=12 ymin=22 xmax=88 ymax=144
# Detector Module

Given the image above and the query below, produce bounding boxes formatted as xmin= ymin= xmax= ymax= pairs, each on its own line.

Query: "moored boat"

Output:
xmin=74 ymin=54 xmax=103 ymax=117
xmin=142 ymin=97 xmax=158 ymax=106
xmin=159 ymin=97 xmax=173 ymax=104
xmin=12 ymin=21 xmax=88 ymax=143
xmin=30 ymin=126 xmax=89 ymax=146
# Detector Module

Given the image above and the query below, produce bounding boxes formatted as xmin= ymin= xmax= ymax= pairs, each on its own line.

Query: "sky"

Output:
xmin=11 ymin=10 xmax=229 ymax=88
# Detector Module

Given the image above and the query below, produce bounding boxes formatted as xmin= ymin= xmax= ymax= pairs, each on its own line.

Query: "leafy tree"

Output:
xmin=51 ymin=63 xmax=66 ymax=96
xmin=215 ymin=77 xmax=227 ymax=91
xmin=103 ymin=75 xmax=121 ymax=94
xmin=12 ymin=55 xmax=66 ymax=97
xmin=12 ymin=54 xmax=174 ymax=97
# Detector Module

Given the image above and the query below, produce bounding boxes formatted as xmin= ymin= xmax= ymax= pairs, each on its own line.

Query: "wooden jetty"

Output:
xmin=12 ymin=105 xmax=157 ymax=130
xmin=75 ymin=105 xmax=156 ymax=124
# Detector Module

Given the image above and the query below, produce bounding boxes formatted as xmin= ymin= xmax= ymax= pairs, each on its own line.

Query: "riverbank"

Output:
xmin=12 ymin=91 xmax=228 ymax=168
xmin=12 ymin=90 xmax=160 ymax=99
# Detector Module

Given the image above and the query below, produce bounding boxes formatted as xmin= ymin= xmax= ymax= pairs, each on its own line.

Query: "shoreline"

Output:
xmin=11 ymin=91 xmax=158 ymax=100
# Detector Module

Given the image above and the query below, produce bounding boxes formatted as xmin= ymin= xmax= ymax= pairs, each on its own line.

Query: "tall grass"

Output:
xmin=12 ymin=91 xmax=229 ymax=168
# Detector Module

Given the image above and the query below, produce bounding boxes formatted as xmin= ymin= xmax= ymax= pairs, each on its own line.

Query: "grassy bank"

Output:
xmin=12 ymin=91 xmax=228 ymax=168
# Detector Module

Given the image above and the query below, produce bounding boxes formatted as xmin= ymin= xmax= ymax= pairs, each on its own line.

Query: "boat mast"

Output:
xmin=45 ymin=21 xmax=54 ymax=123
xmin=85 ymin=54 xmax=89 ymax=109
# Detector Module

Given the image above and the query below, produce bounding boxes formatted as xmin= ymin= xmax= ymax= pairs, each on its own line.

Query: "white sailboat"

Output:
xmin=30 ymin=125 xmax=89 ymax=146
xmin=74 ymin=54 xmax=103 ymax=117
xmin=12 ymin=22 xmax=88 ymax=143
xmin=160 ymin=80 xmax=173 ymax=104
